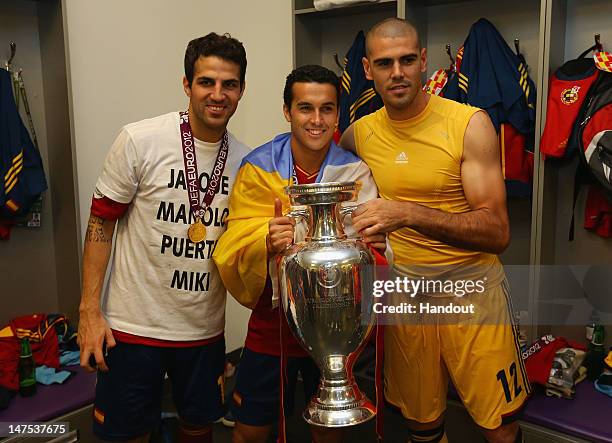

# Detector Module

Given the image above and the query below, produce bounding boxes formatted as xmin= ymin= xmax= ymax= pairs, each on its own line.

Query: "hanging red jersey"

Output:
xmin=584 ymin=186 xmax=612 ymax=238
xmin=540 ymin=58 xmax=599 ymax=158
xmin=500 ymin=124 xmax=534 ymax=196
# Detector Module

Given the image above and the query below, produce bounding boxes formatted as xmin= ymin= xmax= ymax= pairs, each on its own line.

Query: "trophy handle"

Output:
xmin=339 ymin=204 xmax=358 ymax=220
xmin=285 ymin=207 xmax=310 ymax=244
xmin=339 ymin=204 xmax=360 ymax=239
xmin=285 ymin=207 xmax=309 ymax=222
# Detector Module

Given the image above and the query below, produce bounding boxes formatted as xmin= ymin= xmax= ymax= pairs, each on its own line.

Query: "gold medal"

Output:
xmin=180 ymin=113 xmax=228 ymax=245
xmin=188 ymin=218 xmax=206 ymax=243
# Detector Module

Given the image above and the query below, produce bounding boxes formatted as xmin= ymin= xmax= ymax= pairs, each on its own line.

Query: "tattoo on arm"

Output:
xmin=86 ymin=216 xmax=111 ymax=243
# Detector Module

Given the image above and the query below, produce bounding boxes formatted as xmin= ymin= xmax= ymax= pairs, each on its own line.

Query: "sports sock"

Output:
xmin=408 ymin=422 xmax=445 ymax=443
xmin=178 ymin=419 xmax=212 ymax=443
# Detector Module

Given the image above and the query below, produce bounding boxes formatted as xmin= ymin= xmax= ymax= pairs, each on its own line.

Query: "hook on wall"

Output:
xmin=5 ymin=42 xmax=16 ymax=70
xmin=445 ymin=43 xmax=454 ymax=66
xmin=332 ymin=53 xmax=344 ymax=71
xmin=514 ymin=38 xmax=520 ymax=56
xmin=578 ymin=34 xmax=603 ymax=59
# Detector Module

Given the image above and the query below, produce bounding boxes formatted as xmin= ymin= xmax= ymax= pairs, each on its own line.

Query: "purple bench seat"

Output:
xmin=523 ymin=382 xmax=612 ymax=443
xmin=449 ymin=381 xmax=612 ymax=442
xmin=0 ymin=366 xmax=96 ymax=423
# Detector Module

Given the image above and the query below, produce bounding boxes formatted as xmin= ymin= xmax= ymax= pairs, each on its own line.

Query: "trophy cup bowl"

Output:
xmin=278 ymin=181 xmax=376 ymax=427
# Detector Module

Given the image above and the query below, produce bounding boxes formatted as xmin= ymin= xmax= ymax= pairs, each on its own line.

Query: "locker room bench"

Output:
xmin=3 ymin=360 xmax=606 ymax=442
xmin=0 ymin=366 xmax=96 ymax=442
xmin=520 ymin=382 xmax=612 ymax=443
xmin=355 ymin=346 xmax=612 ymax=442
xmin=446 ymin=381 xmax=612 ymax=443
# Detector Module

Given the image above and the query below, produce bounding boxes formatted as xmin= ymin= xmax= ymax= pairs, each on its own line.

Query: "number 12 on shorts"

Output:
xmin=496 ymin=362 xmax=523 ymax=403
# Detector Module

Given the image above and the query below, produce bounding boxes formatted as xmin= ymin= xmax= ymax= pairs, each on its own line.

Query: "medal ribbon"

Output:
xmin=179 ymin=111 xmax=229 ymax=219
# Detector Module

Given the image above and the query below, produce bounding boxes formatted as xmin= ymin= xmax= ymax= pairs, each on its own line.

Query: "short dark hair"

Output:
xmin=283 ymin=65 xmax=340 ymax=108
xmin=366 ymin=18 xmax=421 ymax=56
xmin=184 ymin=32 xmax=247 ymax=88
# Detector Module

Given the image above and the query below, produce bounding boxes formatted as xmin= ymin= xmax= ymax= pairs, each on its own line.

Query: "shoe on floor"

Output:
xmin=222 ymin=410 xmax=235 ymax=428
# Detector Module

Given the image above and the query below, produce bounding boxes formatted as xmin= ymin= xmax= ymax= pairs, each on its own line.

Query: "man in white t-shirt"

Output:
xmin=77 ymin=33 xmax=250 ymax=443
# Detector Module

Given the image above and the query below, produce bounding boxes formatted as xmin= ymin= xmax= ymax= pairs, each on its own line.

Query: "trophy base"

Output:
xmin=303 ymin=385 xmax=376 ymax=427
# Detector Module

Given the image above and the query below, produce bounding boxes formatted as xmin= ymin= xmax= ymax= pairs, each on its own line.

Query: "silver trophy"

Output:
xmin=278 ymin=181 xmax=376 ymax=427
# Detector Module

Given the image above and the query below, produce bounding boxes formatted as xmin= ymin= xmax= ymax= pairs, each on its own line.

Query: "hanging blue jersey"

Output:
xmin=445 ymin=18 xmax=536 ymax=135
xmin=0 ymin=69 xmax=47 ymax=218
xmin=339 ymin=31 xmax=384 ymax=133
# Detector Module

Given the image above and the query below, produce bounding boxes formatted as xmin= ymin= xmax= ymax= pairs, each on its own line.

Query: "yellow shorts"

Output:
xmin=383 ymin=281 xmax=531 ymax=429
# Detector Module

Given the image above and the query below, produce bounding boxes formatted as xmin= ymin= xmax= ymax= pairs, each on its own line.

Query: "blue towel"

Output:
xmin=59 ymin=350 xmax=80 ymax=366
xmin=595 ymin=373 xmax=612 ymax=398
xmin=35 ymin=366 xmax=72 ymax=385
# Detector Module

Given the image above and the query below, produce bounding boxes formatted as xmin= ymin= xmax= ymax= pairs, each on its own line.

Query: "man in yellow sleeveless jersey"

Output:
xmin=340 ymin=18 xmax=530 ymax=443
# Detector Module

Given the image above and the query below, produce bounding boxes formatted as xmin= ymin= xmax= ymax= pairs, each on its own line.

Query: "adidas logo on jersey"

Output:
xmin=395 ymin=151 xmax=408 ymax=164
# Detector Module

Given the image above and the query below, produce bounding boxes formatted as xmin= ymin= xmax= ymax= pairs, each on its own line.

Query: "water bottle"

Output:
xmin=18 ymin=337 xmax=37 ymax=397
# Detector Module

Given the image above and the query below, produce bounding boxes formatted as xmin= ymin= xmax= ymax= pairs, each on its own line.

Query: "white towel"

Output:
xmin=313 ymin=0 xmax=380 ymax=12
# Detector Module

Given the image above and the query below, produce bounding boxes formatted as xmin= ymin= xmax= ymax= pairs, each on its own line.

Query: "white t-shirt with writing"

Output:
xmin=95 ymin=112 xmax=250 ymax=341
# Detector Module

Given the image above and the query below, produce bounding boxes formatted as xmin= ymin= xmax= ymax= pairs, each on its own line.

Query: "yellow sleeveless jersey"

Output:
xmin=354 ymin=94 xmax=500 ymax=268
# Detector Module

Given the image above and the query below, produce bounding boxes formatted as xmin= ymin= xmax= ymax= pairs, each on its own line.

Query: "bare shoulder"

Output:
xmin=339 ymin=123 xmax=356 ymax=153
xmin=463 ymin=110 xmax=499 ymax=161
